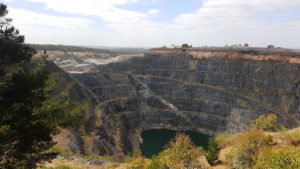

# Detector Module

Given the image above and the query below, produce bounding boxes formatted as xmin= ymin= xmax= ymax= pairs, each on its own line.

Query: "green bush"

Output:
xmin=122 ymin=149 xmax=142 ymax=163
xmin=147 ymin=155 xmax=168 ymax=169
xmin=149 ymin=133 xmax=206 ymax=169
xmin=126 ymin=157 xmax=146 ymax=169
xmin=254 ymin=146 xmax=300 ymax=169
xmin=206 ymin=137 xmax=219 ymax=165
xmin=131 ymin=148 xmax=142 ymax=157
xmin=251 ymin=114 xmax=285 ymax=132
xmin=227 ymin=144 xmax=256 ymax=169
xmin=215 ymin=133 xmax=232 ymax=148
xmin=225 ymin=129 xmax=273 ymax=169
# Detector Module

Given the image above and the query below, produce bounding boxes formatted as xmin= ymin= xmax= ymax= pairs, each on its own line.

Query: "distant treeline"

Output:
xmin=29 ymin=44 xmax=147 ymax=55
xmin=29 ymin=44 xmax=119 ymax=53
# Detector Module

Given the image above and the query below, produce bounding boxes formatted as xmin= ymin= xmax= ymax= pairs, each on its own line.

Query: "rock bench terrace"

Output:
xmin=54 ymin=47 xmax=300 ymax=156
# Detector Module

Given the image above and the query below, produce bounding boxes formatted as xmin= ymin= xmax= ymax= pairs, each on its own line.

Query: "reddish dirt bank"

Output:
xmin=146 ymin=48 xmax=300 ymax=64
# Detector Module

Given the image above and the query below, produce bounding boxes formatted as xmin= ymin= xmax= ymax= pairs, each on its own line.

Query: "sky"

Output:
xmin=2 ymin=0 xmax=300 ymax=48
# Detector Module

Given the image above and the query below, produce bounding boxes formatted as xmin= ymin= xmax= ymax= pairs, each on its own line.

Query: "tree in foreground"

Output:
xmin=0 ymin=3 xmax=64 ymax=168
xmin=0 ymin=3 xmax=35 ymax=72
xmin=0 ymin=65 xmax=63 ymax=168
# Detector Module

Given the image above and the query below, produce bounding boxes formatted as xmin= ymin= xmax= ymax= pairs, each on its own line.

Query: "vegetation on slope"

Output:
xmin=251 ymin=114 xmax=286 ymax=132
xmin=0 ymin=3 xmax=60 ymax=168
xmin=121 ymin=114 xmax=300 ymax=169
xmin=40 ymin=114 xmax=300 ymax=169
xmin=218 ymin=114 xmax=300 ymax=169
xmin=0 ymin=3 xmax=93 ymax=168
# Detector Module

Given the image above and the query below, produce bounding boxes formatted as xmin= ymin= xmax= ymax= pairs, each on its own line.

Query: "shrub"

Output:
xmin=215 ymin=133 xmax=233 ymax=148
xmin=152 ymin=133 xmax=206 ymax=169
xmin=243 ymin=43 xmax=249 ymax=47
xmin=131 ymin=148 xmax=142 ymax=157
xmin=182 ymin=43 xmax=190 ymax=48
xmin=147 ymin=155 xmax=168 ymax=169
xmin=254 ymin=146 xmax=300 ymax=169
xmin=227 ymin=144 xmax=256 ymax=169
xmin=126 ymin=157 xmax=146 ymax=169
xmin=225 ymin=129 xmax=272 ymax=169
xmin=251 ymin=114 xmax=285 ymax=132
xmin=122 ymin=149 xmax=143 ymax=163
xmin=206 ymin=137 xmax=219 ymax=165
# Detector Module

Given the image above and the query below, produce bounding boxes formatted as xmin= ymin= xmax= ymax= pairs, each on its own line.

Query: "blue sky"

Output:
xmin=3 ymin=0 xmax=300 ymax=48
xmin=119 ymin=0 xmax=202 ymax=23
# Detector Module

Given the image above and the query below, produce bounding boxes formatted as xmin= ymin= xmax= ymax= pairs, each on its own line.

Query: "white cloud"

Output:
xmin=26 ymin=0 xmax=148 ymax=24
xmin=7 ymin=0 xmax=300 ymax=48
xmin=169 ymin=0 xmax=300 ymax=47
xmin=8 ymin=8 xmax=93 ymax=29
xmin=174 ymin=0 xmax=300 ymax=26
xmin=155 ymin=0 xmax=300 ymax=48
xmin=148 ymin=9 xmax=160 ymax=15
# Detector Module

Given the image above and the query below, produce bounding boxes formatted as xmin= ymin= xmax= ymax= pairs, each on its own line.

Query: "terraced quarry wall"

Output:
xmin=148 ymin=48 xmax=300 ymax=63
xmin=58 ymin=48 xmax=300 ymax=156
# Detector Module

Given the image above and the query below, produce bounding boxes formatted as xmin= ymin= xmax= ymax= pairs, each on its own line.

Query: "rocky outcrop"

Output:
xmin=54 ymin=48 xmax=300 ymax=156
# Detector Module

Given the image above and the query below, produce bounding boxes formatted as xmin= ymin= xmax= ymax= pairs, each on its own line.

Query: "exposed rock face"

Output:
xmin=34 ymin=50 xmax=144 ymax=74
xmin=31 ymin=45 xmax=147 ymax=74
xmin=56 ymin=48 xmax=300 ymax=156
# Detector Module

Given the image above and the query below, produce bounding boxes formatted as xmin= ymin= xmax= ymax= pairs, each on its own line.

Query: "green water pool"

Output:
xmin=140 ymin=129 xmax=210 ymax=158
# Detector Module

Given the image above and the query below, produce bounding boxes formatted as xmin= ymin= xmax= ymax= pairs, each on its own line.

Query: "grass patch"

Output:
xmin=254 ymin=146 xmax=300 ymax=169
xmin=39 ymin=165 xmax=81 ymax=169
xmin=80 ymin=155 xmax=114 ymax=161
xmin=284 ymin=131 xmax=300 ymax=145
